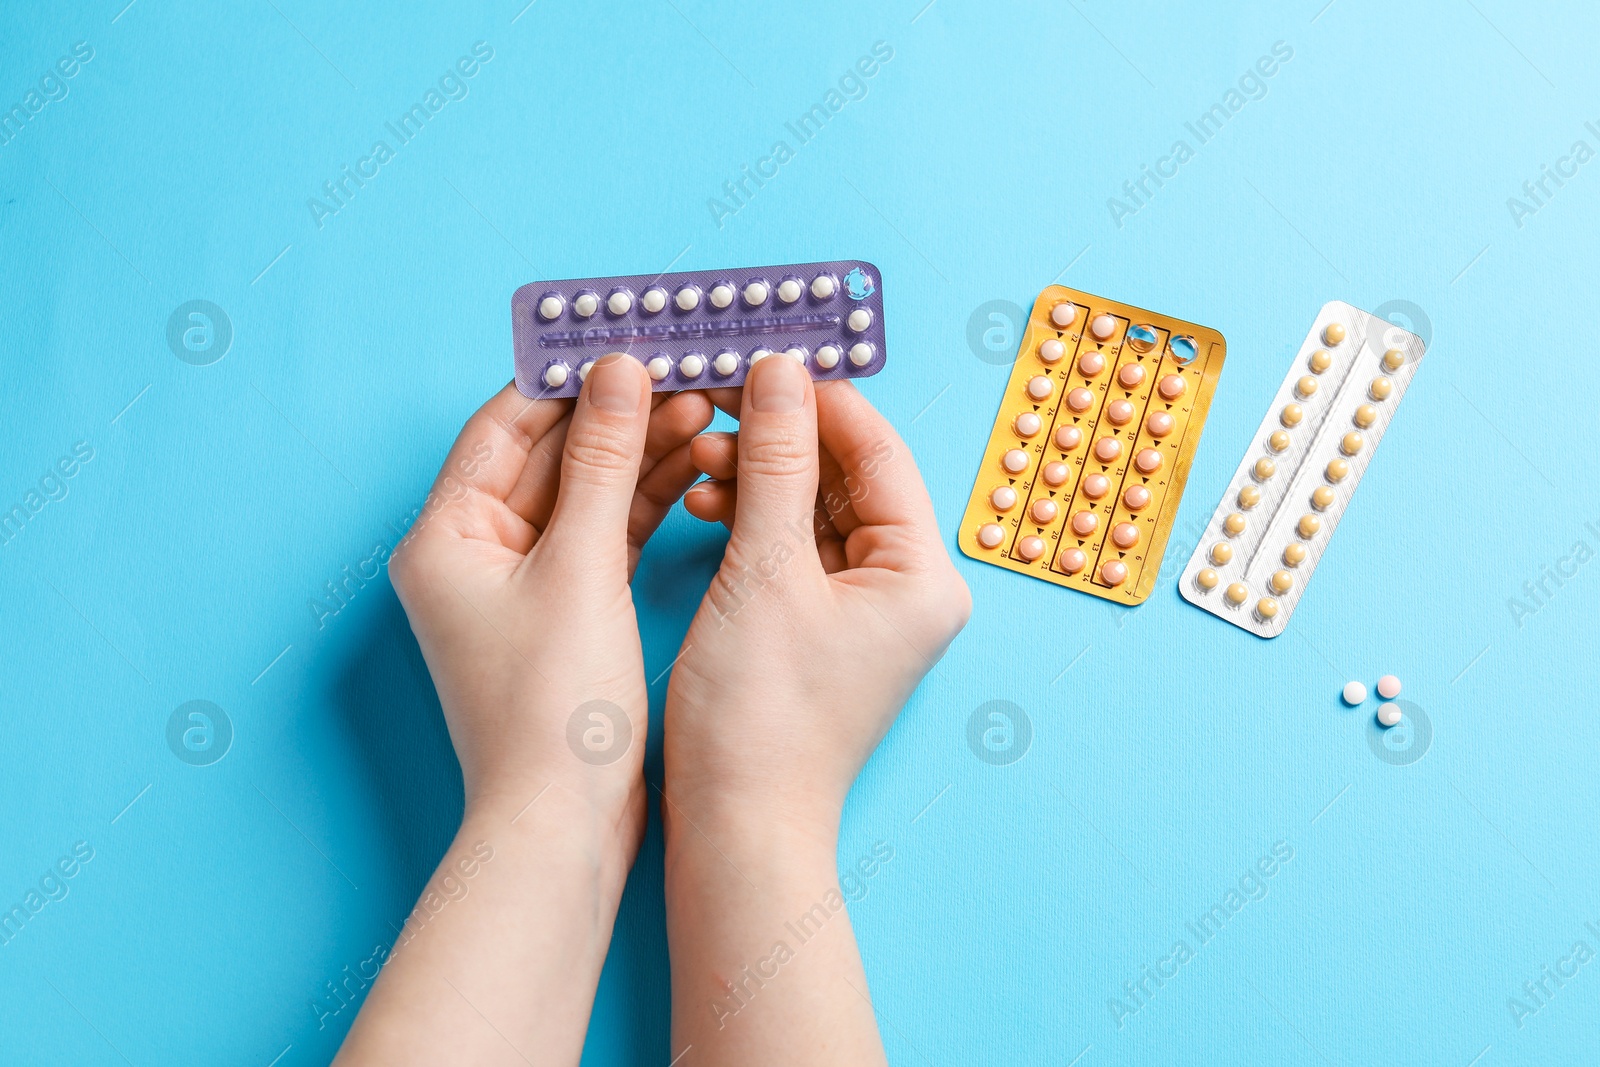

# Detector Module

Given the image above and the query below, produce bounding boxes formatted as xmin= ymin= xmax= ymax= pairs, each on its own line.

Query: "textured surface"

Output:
xmin=2 ymin=1 xmax=1598 ymax=1065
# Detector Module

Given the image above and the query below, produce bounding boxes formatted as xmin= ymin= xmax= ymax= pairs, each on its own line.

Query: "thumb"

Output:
xmin=542 ymin=354 xmax=650 ymax=563
xmin=731 ymin=355 xmax=820 ymax=552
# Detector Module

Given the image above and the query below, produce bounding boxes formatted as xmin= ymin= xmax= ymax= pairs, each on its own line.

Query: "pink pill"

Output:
xmin=1111 ymin=522 xmax=1140 ymax=549
xmin=1017 ymin=535 xmax=1046 ymax=561
xmin=1067 ymin=388 xmax=1094 ymax=412
xmin=1050 ymin=302 xmax=1078 ymax=328
xmin=1027 ymin=376 xmax=1053 ymax=401
xmin=1059 ymin=547 xmax=1087 ymax=574
xmin=1123 ymin=485 xmax=1152 ymax=510
xmin=976 ymin=523 xmax=1004 ymax=549
xmin=1015 ymin=412 xmax=1042 ymax=437
xmin=989 ymin=486 xmax=1017 ymax=511
xmin=1083 ymin=473 xmax=1110 ymax=499
xmin=1079 ymin=351 xmax=1105 ymax=376
xmin=1054 ymin=426 xmax=1083 ymax=451
xmin=1094 ymin=437 xmax=1122 ymax=462
xmin=1042 ymin=461 xmax=1070 ymax=486
xmin=1038 ymin=338 xmax=1065 ymax=363
xmin=1134 ymin=448 xmax=1163 ymax=474
xmin=1107 ymin=399 xmax=1135 ymax=425
xmin=1377 ymin=675 xmax=1402 ymax=699
xmin=1100 ymin=560 xmax=1129 ymax=586
xmin=1090 ymin=313 xmax=1116 ymax=340
xmin=1147 ymin=411 xmax=1175 ymax=437
xmin=1118 ymin=364 xmax=1146 ymax=389
xmin=1030 ymin=499 xmax=1059 ymax=524
xmin=1158 ymin=374 xmax=1186 ymax=400
xmin=1002 ymin=449 xmax=1029 ymax=474
xmin=1070 ymin=511 xmax=1099 ymax=536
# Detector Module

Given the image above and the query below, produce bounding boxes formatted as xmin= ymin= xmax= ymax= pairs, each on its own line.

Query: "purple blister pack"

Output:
xmin=511 ymin=260 xmax=886 ymax=399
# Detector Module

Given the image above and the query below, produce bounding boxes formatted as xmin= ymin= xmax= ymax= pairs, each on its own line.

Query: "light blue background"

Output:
xmin=2 ymin=0 xmax=1595 ymax=1063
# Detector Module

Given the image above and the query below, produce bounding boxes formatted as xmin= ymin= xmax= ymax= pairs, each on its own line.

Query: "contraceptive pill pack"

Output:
xmin=511 ymin=260 xmax=886 ymax=399
xmin=959 ymin=286 xmax=1227 ymax=605
xmin=1179 ymin=301 xmax=1425 ymax=636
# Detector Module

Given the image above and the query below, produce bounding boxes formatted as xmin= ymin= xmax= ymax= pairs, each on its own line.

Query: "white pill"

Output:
xmin=815 ymin=344 xmax=841 ymax=369
xmin=1377 ymin=702 xmax=1403 ymax=727
xmin=1376 ymin=675 xmax=1402 ymax=699
xmin=777 ymin=278 xmax=803 ymax=303
xmin=846 ymin=308 xmax=872 ymax=333
xmin=709 ymin=284 xmax=734 ymax=308
xmin=1050 ymin=302 xmax=1078 ymax=328
xmin=680 ymin=353 xmax=706 ymax=378
xmin=646 ymin=356 xmax=671 ymax=381
xmin=578 ymin=360 xmax=595 ymax=382
xmin=538 ymin=295 xmax=564 ymax=320
xmin=1014 ymin=412 xmax=1042 ymax=437
xmin=1342 ymin=681 xmax=1367 ymax=705
xmin=641 ymin=287 xmax=667 ymax=314
xmin=990 ymin=486 xmax=1017 ymax=510
xmin=848 ymin=343 xmax=874 ymax=367
xmin=749 ymin=347 xmax=773 ymax=364
xmin=607 ymin=290 xmax=632 ymax=315
xmin=1026 ymin=375 xmax=1053 ymax=401
xmin=1090 ymin=313 xmax=1116 ymax=340
xmin=743 ymin=281 xmax=769 ymax=306
xmin=676 ymin=286 xmax=701 ymax=311
xmin=811 ymin=274 xmax=836 ymax=299
xmin=1039 ymin=338 xmax=1065 ymax=363
xmin=713 ymin=351 xmax=740 ymax=376
xmin=543 ymin=363 xmax=569 ymax=388
xmin=573 ymin=292 xmax=599 ymax=318
xmin=784 ymin=345 xmax=807 ymax=365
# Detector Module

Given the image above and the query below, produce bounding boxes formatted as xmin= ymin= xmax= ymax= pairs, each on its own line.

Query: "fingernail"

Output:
xmin=750 ymin=356 xmax=805 ymax=413
xmin=588 ymin=355 xmax=641 ymax=413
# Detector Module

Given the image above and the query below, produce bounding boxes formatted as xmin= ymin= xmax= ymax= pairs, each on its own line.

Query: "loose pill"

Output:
xmin=1083 ymin=473 xmax=1111 ymax=499
xmin=977 ymin=523 xmax=1005 ymax=549
xmin=1268 ymin=430 xmax=1291 ymax=453
xmin=1147 ymin=411 xmax=1175 ymax=436
xmin=1079 ymin=351 xmax=1106 ymax=376
xmin=1124 ymin=485 xmax=1151 ymax=510
xmin=1039 ymin=338 xmax=1066 ymax=364
xmin=1296 ymin=375 xmax=1318 ymax=398
xmin=990 ymin=486 xmax=1018 ymax=510
xmin=641 ymin=287 xmax=667 ymax=314
xmin=1111 ymin=522 xmax=1140 ymax=549
xmin=1015 ymin=412 xmax=1043 ymax=438
xmin=538 ymin=294 xmax=564 ymax=320
xmin=777 ymin=278 xmax=803 ymax=304
xmin=1054 ymin=427 xmax=1082 ymax=451
xmin=1027 ymin=376 xmax=1054 ymax=401
xmin=1211 ymin=542 xmax=1233 ymax=564
xmin=1107 ymin=399 xmax=1135 ymax=425
xmin=1383 ymin=348 xmax=1405 ymax=371
xmin=1001 ymin=449 xmax=1030 ymax=474
xmin=1370 ymin=377 xmax=1393 ymax=401
xmin=680 ymin=353 xmax=706 ymax=378
xmin=1342 ymin=681 xmax=1367 ymax=705
xmin=1059 ymin=547 xmax=1087 ymax=574
xmin=1118 ymin=364 xmax=1146 ymax=389
xmin=1050 ymin=302 xmax=1078 ymax=328
xmin=1066 ymin=388 xmax=1094 ymax=412
xmin=1238 ymin=486 xmax=1261 ymax=509
xmin=1324 ymin=322 xmax=1346 ymax=344
xmin=1326 ymin=459 xmax=1350 ymax=482
xmin=1311 ymin=486 xmax=1336 ymax=510
xmin=847 ymin=308 xmax=873 ymax=333
xmin=1094 ymin=437 xmax=1122 ymax=462
xmin=1254 ymin=457 xmax=1276 ymax=481
xmin=607 ymin=289 xmax=633 ymax=315
xmin=709 ymin=284 xmax=734 ymax=308
xmin=543 ymin=362 xmax=570 ymax=388
xmin=1158 ymin=374 xmax=1186 ymax=400
xmin=1031 ymin=499 xmax=1059 ymax=524
xmin=1283 ymin=543 xmax=1307 ymax=566
xmin=1223 ymin=513 xmax=1246 ymax=536
xmin=1377 ymin=702 xmax=1402 ymax=727
xmin=646 ymin=355 xmax=671 ymax=380
xmin=1255 ymin=598 xmax=1279 ymax=621
xmin=1100 ymin=560 xmax=1129 ymax=586
xmin=574 ymin=292 xmax=599 ymax=318
xmin=1042 ymin=461 xmax=1070 ymax=486
xmin=676 ymin=286 xmax=701 ymax=311
xmin=1225 ymin=582 xmax=1248 ymax=605
xmin=1298 ymin=514 xmax=1321 ymax=538
xmin=1353 ymin=404 xmax=1377 ymax=428
xmin=1018 ymin=535 xmax=1046 ymax=561
xmin=1309 ymin=349 xmax=1332 ymax=373
xmin=849 ymin=343 xmax=875 ymax=367
xmin=1196 ymin=568 xmax=1219 ymax=590
xmin=743 ymin=280 xmax=769 ymax=306
xmin=1280 ymin=404 xmax=1303 ymax=428
xmin=1376 ymin=674 xmax=1402 ymax=699
xmin=1071 ymin=511 xmax=1099 ymax=536
xmin=1090 ymin=313 xmax=1117 ymax=340
xmin=811 ymin=274 xmax=837 ymax=299
xmin=714 ymin=350 xmax=740 ymax=376
xmin=815 ymin=344 xmax=841 ymax=369
xmin=1340 ymin=432 xmax=1364 ymax=456
xmin=1134 ymin=448 xmax=1162 ymax=474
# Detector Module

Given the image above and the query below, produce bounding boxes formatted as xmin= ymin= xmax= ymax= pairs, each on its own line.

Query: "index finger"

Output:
xmin=813 ymin=379 xmax=940 ymax=538
xmin=433 ymin=381 xmax=574 ymax=504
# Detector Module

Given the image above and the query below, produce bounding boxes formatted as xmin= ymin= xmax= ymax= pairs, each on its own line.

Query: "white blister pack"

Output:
xmin=1179 ymin=301 xmax=1425 ymax=637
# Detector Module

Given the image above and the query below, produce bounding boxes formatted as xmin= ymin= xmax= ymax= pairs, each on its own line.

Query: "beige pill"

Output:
xmin=1223 ymin=513 xmax=1246 ymax=536
xmin=1100 ymin=559 xmax=1129 ymax=586
xmin=1039 ymin=338 xmax=1066 ymax=364
xmin=1106 ymin=399 xmax=1135 ymax=425
xmin=1042 ymin=461 xmax=1070 ymax=486
xmin=1017 ymin=535 xmax=1046 ymax=561
xmin=1123 ymin=485 xmax=1151 ymax=510
xmin=1031 ymin=499 xmax=1059 ymax=524
xmin=1195 ymin=568 xmax=1220 ymax=591
xmin=990 ymin=486 xmax=1018 ymax=511
xmin=1054 ymin=427 xmax=1083 ymax=452
xmin=1255 ymin=597 xmax=1280 ymax=621
xmin=1296 ymin=375 xmax=1318 ymax=398
xmin=1268 ymin=430 xmax=1291 ymax=453
xmin=1283 ymin=543 xmax=1308 ymax=566
xmin=1050 ymin=302 xmax=1078 ymax=328
xmin=1067 ymin=387 xmax=1094 ymax=412
xmin=1341 ymin=431 xmax=1364 ymax=456
xmin=1071 ymin=511 xmax=1099 ymax=536
xmin=1111 ymin=522 xmax=1140 ymax=549
xmin=1134 ymin=448 xmax=1163 ymax=474
xmin=1117 ymin=363 xmax=1146 ymax=389
xmin=1298 ymin=514 xmax=1321 ymax=538
xmin=1270 ymin=570 xmax=1293 ymax=593
xmin=1094 ymin=437 xmax=1122 ymax=462
xmin=1324 ymin=322 xmax=1346 ymax=345
xmin=1090 ymin=313 xmax=1116 ymax=340
xmin=1326 ymin=458 xmax=1350 ymax=482
xmin=1309 ymin=349 xmax=1332 ymax=373
xmin=1015 ymin=412 xmax=1043 ymax=437
xmin=977 ymin=523 xmax=1005 ymax=549
xmin=1059 ymin=547 xmax=1087 ymax=574
xmin=1353 ymin=404 xmax=1377 ymax=428
xmin=1370 ymin=376 xmax=1393 ymax=400
xmin=1311 ymin=486 xmax=1336 ymax=510
xmin=1147 ymin=411 xmax=1175 ymax=437
xmin=1225 ymin=582 xmax=1248 ymax=605
xmin=1027 ymin=376 xmax=1054 ymax=401
xmin=1281 ymin=403 xmax=1303 ymax=428
xmin=1383 ymin=348 xmax=1405 ymax=370
xmin=1211 ymin=542 xmax=1234 ymax=565
xmin=1079 ymin=351 xmax=1105 ymax=376
xmin=1254 ymin=457 xmax=1276 ymax=481
xmin=1082 ymin=473 xmax=1111 ymax=499
xmin=1002 ymin=449 xmax=1030 ymax=474
xmin=1158 ymin=374 xmax=1186 ymax=400
xmin=1238 ymin=485 xmax=1261 ymax=510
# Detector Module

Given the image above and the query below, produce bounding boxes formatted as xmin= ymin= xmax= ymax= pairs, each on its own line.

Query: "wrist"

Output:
xmin=463 ymin=780 xmax=643 ymax=897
